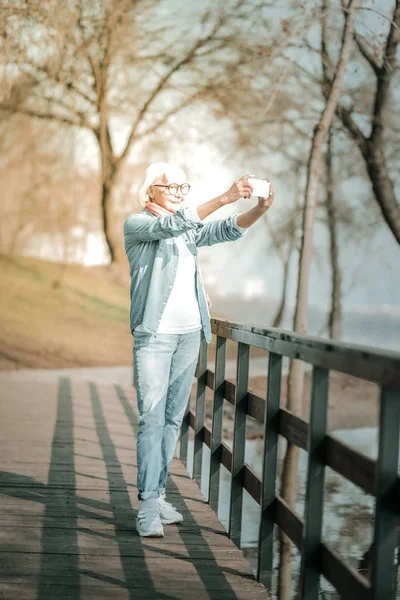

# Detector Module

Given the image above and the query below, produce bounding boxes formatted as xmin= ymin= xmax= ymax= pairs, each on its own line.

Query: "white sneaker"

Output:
xmin=158 ymin=493 xmax=184 ymax=525
xmin=136 ymin=498 xmax=164 ymax=537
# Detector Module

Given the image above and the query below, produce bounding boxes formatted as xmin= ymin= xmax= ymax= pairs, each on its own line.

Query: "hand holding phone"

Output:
xmin=248 ymin=178 xmax=271 ymax=198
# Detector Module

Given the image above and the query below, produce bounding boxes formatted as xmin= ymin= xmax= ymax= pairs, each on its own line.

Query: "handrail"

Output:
xmin=180 ymin=318 xmax=400 ymax=600
xmin=212 ymin=319 xmax=400 ymax=388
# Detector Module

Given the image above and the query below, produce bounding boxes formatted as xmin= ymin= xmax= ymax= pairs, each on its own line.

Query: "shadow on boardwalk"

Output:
xmin=0 ymin=377 xmax=267 ymax=599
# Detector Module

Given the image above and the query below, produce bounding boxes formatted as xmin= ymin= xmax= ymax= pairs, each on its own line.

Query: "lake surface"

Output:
xmin=182 ymin=427 xmax=399 ymax=599
xmin=211 ymin=297 xmax=400 ymax=353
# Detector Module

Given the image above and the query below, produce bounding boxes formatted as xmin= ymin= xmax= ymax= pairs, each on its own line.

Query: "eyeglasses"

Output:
xmin=152 ymin=183 xmax=191 ymax=196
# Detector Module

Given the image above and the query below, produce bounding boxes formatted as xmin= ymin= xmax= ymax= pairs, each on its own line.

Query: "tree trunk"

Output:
xmin=272 ymin=257 xmax=291 ymax=328
xmin=277 ymin=2 xmax=357 ymax=597
xmin=364 ymin=139 xmax=400 ymax=245
xmin=101 ymin=170 xmax=116 ymax=262
xmin=95 ymin=48 xmax=127 ymax=266
xmin=325 ymin=129 xmax=342 ymax=339
xmin=358 ymin=527 xmax=400 ymax=593
xmin=97 ymin=122 xmax=126 ymax=265
xmin=100 ymin=175 xmax=128 ymax=266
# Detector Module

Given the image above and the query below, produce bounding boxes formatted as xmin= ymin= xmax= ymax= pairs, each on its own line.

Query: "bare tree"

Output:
xmin=0 ymin=0 xmax=293 ymax=264
xmin=0 ymin=105 xmax=98 ymax=260
xmin=278 ymin=1 xmax=358 ymax=597
xmin=325 ymin=128 xmax=342 ymax=339
xmin=322 ymin=13 xmax=342 ymax=340
xmin=333 ymin=0 xmax=400 ymax=244
xmin=267 ymin=193 xmax=302 ymax=329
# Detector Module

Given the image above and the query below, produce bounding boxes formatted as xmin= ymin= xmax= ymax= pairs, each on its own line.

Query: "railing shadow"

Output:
xmin=88 ymin=381 xmax=176 ymax=599
xmin=0 ymin=377 xmax=177 ymax=599
xmin=115 ymin=383 xmax=242 ymax=599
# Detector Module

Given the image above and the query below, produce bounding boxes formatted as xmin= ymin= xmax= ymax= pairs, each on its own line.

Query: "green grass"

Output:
xmin=0 ymin=253 xmax=133 ymax=370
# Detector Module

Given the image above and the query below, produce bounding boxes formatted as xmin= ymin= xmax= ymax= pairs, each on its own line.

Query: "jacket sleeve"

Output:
xmin=124 ymin=208 xmax=204 ymax=244
xmin=194 ymin=215 xmax=247 ymax=247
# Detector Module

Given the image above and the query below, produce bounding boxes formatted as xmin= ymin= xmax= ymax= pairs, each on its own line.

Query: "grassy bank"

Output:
xmin=0 ymin=253 xmax=256 ymax=371
xmin=0 ymin=253 xmax=132 ymax=370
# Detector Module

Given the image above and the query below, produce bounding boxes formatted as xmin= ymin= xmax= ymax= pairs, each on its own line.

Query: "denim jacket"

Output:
xmin=123 ymin=205 xmax=246 ymax=343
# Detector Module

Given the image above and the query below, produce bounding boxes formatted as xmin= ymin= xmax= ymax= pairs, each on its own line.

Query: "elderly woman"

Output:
xmin=124 ymin=163 xmax=275 ymax=537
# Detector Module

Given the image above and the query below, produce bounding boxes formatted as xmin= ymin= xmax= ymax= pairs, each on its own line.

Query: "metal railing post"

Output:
xmin=299 ymin=366 xmax=329 ymax=599
xmin=370 ymin=386 xmax=400 ymax=600
xmin=193 ymin=332 xmax=208 ymax=483
xmin=257 ymin=352 xmax=282 ymax=588
xmin=229 ymin=342 xmax=250 ymax=548
xmin=208 ymin=335 xmax=226 ymax=511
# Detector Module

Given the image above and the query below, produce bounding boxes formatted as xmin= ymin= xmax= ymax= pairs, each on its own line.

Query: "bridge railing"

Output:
xmin=179 ymin=317 xmax=400 ymax=600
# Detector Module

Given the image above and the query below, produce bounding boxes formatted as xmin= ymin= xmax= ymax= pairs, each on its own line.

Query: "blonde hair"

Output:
xmin=137 ymin=162 xmax=187 ymax=207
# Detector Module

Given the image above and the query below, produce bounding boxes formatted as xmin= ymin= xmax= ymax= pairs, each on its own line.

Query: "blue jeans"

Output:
xmin=133 ymin=330 xmax=201 ymax=501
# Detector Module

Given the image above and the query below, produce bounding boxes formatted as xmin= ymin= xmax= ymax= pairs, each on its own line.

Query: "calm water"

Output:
xmin=211 ymin=297 xmax=400 ymax=353
xmin=182 ymin=428 xmax=400 ymax=599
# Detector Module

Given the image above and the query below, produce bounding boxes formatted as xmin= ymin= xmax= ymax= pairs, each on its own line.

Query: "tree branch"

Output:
xmin=117 ymin=15 xmax=226 ymax=165
xmin=335 ymin=104 xmax=368 ymax=155
xmin=134 ymin=90 xmax=205 ymax=142
xmin=335 ymin=1 xmax=400 ymax=245
xmin=371 ymin=0 xmax=400 ymax=138
xmin=32 ymin=63 xmax=96 ymax=107
xmin=322 ymin=0 xmax=368 ymax=156
xmin=354 ymin=32 xmax=380 ymax=75
xmin=0 ymin=104 xmax=88 ymax=129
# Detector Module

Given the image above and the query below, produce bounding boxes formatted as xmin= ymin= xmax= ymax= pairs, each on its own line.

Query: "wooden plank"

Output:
xmin=204 ymin=371 xmax=265 ymax=421
xmin=229 ymin=342 xmax=249 ymax=548
xmin=274 ymin=498 xmax=371 ymax=600
xmin=209 ymin=336 xmax=226 ymax=512
xmin=206 ymin=368 xmax=214 ymax=390
xmin=224 ymin=379 xmax=236 ymax=405
xmin=370 ymin=386 xmax=400 ymax=600
xmin=279 ymin=409 xmax=380 ymax=499
xmin=275 ymin=497 xmax=304 ymax=552
xmin=186 ymin=415 xmax=265 ymax=505
xmin=221 ymin=441 xmax=233 ymax=472
xmin=257 ymin=352 xmax=282 ymax=589
xmin=243 ymin=464 xmax=261 ymax=504
xmin=0 ymin=585 xmax=268 ymax=600
xmin=278 ymin=409 xmax=308 ymax=450
xmin=299 ymin=367 xmax=329 ymax=599
xmin=324 ymin=435 xmax=375 ymax=496
xmin=247 ymin=391 xmax=266 ymax=423
xmin=193 ymin=334 xmax=208 ymax=482
xmin=211 ymin=319 xmax=400 ymax=389
xmin=320 ymin=544 xmax=370 ymax=599
xmin=0 ymin=376 xmax=269 ymax=599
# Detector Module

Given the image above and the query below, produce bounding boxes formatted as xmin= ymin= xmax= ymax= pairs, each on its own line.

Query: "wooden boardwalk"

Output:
xmin=0 ymin=375 xmax=269 ymax=599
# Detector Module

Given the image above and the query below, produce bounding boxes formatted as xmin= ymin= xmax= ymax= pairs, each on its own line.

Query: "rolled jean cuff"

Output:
xmin=158 ymin=487 xmax=166 ymax=497
xmin=138 ymin=490 xmax=159 ymax=501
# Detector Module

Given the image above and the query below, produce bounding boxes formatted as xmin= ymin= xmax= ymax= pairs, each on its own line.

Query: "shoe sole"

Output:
xmin=136 ymin=527 xmax=164 ymax=537
xmin=160 ymin=517 xmax=184 ymax=525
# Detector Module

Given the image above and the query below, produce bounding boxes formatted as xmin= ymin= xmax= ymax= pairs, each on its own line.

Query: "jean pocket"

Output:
xmin=133 ymin=331 xmax=155 ymax=349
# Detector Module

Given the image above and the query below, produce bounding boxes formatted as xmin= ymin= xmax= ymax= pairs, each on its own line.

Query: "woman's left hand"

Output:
xmin=258 ymin=179 xmax=275 ymax=210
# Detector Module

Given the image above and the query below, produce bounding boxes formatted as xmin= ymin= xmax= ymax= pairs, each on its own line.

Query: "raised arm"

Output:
xmin=196 ymin=174 xmax=254 ymax=220
xmin=194 ymin=215 xmax=247 ymax=247
xmin=195 ymin=180 xmax=276 ymax=246
xmin=124 ymin=209 xmax=203 ymax=244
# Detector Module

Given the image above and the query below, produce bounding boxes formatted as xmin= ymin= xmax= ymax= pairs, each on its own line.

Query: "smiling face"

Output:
xmin=147 ymin=171 xmax=189 ymax=213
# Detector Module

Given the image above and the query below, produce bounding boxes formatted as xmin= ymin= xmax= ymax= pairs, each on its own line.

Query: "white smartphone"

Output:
xmin=248 ymin=177 xmax=270 ymax=198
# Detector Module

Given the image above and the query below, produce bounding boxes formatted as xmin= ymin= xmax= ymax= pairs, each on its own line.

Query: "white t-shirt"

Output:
xmin=157 ymin=234 xmax=202 ymax=334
